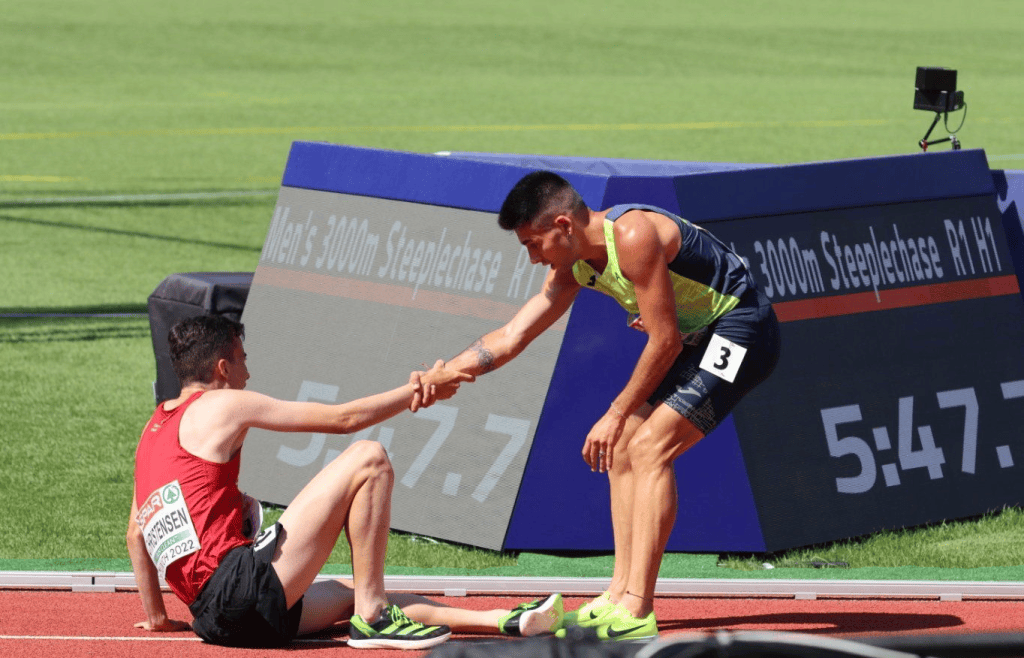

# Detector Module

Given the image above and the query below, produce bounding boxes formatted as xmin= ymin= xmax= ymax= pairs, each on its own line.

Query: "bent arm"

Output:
xmin=127 ymin=487 xmax=189 ymax=632
xmin=609 ymin=214 xmax=683 ymax=415
xmin=446 ymin=266 xmax=579 ymax=376
xmin=581 ymin=212 xmax=682 ymax=470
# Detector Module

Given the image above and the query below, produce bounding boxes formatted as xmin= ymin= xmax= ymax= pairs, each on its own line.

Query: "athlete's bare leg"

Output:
xmin=620 ymin=408 xmax=704 ymax=618
xmin=295 ymin=580 xmax=505 ymax=635
xmin=296 ymin=579 xmax=356 ymax=635
xmin=605 ymin=403 xmax=652 ymax=605
xmin=388 ymin=593 xmax=505 ymax=633
xmin=272 ymin=440 xmax=394 ymax=627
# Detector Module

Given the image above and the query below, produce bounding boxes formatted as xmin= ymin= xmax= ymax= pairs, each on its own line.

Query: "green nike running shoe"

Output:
xmin=557 ymin=604 xmax=657 ymax=642
xmin=348 ymin=605 xmax=451 ymax=650
xmin=498 ymin=593 xmax=564 ymax=636
xmin=561 ymin=592 xmax=614 ymax=628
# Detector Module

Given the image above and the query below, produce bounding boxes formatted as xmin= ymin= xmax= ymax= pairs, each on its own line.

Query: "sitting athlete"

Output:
xmin=127 ymin=314 xmax=563 ymax=649
xmin=442 ymin=171 xmax=781 ymax=641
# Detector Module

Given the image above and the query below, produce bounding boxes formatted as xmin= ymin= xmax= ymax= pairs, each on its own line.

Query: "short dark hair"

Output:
xmin=168 ymin=314 xmax=245 ymax=386
xmin=497 ymin=171 xmax=586 ymax=231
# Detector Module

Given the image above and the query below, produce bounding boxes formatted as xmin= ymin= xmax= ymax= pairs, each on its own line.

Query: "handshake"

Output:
xmin=408 ymin=360 xmax=474 ymax=412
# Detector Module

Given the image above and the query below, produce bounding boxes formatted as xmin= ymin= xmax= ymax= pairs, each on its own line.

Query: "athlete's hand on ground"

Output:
xmin=583 ymin=411 xmax=626 ymax=473
xmin=135 ymin=618 xmax=191 ymax=632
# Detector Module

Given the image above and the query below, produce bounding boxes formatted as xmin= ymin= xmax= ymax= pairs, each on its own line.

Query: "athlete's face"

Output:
xmin=224 ymin=337 xmax=250 ymax=390
xmin=514 ymin=216 xmax=573 ymax=268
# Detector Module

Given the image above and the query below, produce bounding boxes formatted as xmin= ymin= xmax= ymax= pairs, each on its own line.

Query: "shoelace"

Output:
xmin=385 ymin=606 xmax=417 ymax=628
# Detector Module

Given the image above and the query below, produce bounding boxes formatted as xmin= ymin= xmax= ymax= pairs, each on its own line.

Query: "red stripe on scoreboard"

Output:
xmin=773 ymin=274 xmax=1021 ymax=322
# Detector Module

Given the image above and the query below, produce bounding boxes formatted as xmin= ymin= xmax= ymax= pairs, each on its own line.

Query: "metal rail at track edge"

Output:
xmin=2 ymin=571 xmax=1022 ymax=600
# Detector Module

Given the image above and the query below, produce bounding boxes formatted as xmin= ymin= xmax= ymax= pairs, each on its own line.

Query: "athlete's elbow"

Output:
xmin=330 ymin=414 xmax=360 ymax=436
xmin=126 ymin=522 xmax=145 ymax=553
xmin=655 ymin=334 xmax=683 ymax=361
xmin=331 ymin=408 xmax=378 ymax=435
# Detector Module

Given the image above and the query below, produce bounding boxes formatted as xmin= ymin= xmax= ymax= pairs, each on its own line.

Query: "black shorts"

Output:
xmin=188 ymin=523 xmax=304 ymax=647
xmin=650 ymin=290 xmax=781 ymax=435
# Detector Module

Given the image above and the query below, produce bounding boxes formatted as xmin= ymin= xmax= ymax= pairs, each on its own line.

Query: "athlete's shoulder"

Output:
xmin=611 ymin=209 xmax=662 ymax=245
xmin=198 ymin=388 xmax=279 ymax=416
xmin=178 ymin=389 xmax=264 ymax=460
xmin=605 ymin=203 xmax=675 ymax=219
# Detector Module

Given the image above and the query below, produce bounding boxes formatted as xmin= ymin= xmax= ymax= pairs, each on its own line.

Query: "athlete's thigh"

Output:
xmin=649 ymin=300 xmax=780 ymax=438
xmin=274 ymin=441 xmax=388 ymax=605
xmin=630 ymin=402 xmax=706 ymax=466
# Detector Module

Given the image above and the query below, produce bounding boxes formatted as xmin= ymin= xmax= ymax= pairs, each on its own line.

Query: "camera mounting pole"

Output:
xmin=919 ymin=111 xmax=961 ymax=152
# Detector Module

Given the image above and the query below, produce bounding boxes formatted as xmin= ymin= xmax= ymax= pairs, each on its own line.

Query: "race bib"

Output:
xmin=136 ymin=480 xmax=201 ymax=577
xmin=699 ymin=333 xmax=748 ymax=383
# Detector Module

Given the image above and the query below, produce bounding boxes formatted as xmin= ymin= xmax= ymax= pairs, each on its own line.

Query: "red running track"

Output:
xmin=2 ymin=591 xmax=1023 ymax=657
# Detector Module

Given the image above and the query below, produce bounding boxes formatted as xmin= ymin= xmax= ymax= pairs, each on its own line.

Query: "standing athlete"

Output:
xmin=127 ymin=314 xmax=563 ymax=649
xmin=442 ymin=171 xmax=781 ymax=641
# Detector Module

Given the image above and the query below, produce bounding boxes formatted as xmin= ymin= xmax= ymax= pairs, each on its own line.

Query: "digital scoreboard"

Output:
xmin=239 ymin=144 xmax=1024 ymax=552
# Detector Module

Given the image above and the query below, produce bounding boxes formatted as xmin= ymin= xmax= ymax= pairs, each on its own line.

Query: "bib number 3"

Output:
xmin=699 ymin=334 xmax=747 ymax=383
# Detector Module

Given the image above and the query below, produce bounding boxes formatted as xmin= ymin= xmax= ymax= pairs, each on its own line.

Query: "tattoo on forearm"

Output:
xmin=469 ymin=339 xmax=496 ymax=373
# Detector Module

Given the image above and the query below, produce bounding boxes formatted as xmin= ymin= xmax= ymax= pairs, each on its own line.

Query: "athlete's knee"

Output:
xmin=625 ymin=426 xmax=676 ymax=471
xmin=609 ymin=436 xmax=633 ymax=475
xmin=609 ymin=454 xmax=632 ymax=476
xmin=346 ymin=439 xmax=393 ymax=481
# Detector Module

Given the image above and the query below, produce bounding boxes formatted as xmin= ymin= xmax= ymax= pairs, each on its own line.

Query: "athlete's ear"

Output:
xmin=553 ymin=214 xmax=573 ymax=233
xmin=213 ymin=358 xmax=231 ymax=382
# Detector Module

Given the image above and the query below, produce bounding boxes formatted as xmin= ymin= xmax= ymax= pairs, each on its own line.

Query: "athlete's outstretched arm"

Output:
xmin=446 ymin=267 xmax=579 ymax=376
xmin=193 ymin=362 xmax=474 ymax=461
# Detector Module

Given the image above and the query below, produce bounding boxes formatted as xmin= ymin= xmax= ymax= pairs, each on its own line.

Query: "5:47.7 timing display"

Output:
xmin=821 ymin=379 xmax=1023 ymax=494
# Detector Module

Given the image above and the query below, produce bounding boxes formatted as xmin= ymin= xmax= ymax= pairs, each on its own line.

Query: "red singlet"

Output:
xmin=134 ymin=391 xmax=250 ymax=605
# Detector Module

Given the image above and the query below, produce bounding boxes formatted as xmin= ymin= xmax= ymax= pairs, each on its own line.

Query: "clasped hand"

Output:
xmin=409 ymin=360 xmax=475 ymax=411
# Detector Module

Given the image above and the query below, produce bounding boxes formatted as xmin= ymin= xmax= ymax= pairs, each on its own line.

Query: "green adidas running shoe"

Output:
xmin=557 ymin=603 xmax=657 ymax=642
xmin=348 ymin=604 xmax=451 ymax=650
xmin=498 ymin=593 xmax=564 ymax=636
xmin=562 ymin=592 xmax=614 ymax=628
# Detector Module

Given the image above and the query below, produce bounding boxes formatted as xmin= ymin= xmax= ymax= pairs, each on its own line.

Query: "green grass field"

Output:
xmin=2 ymin=0 xmax=1023 ymax=575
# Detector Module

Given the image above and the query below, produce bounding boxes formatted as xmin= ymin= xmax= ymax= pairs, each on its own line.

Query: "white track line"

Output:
xmin=0 ymin=635 xmax=201 ymax=642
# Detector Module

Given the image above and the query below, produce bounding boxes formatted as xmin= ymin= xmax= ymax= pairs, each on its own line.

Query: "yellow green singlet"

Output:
xmin=571 ymin=204 xmax=753 ymax=333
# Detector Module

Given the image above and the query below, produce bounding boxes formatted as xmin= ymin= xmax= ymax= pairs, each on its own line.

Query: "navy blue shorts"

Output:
xmin=650 ymin=290 xmax=781 ymax=435
xmin=188 ymin=523 xmax=303 ymax=647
